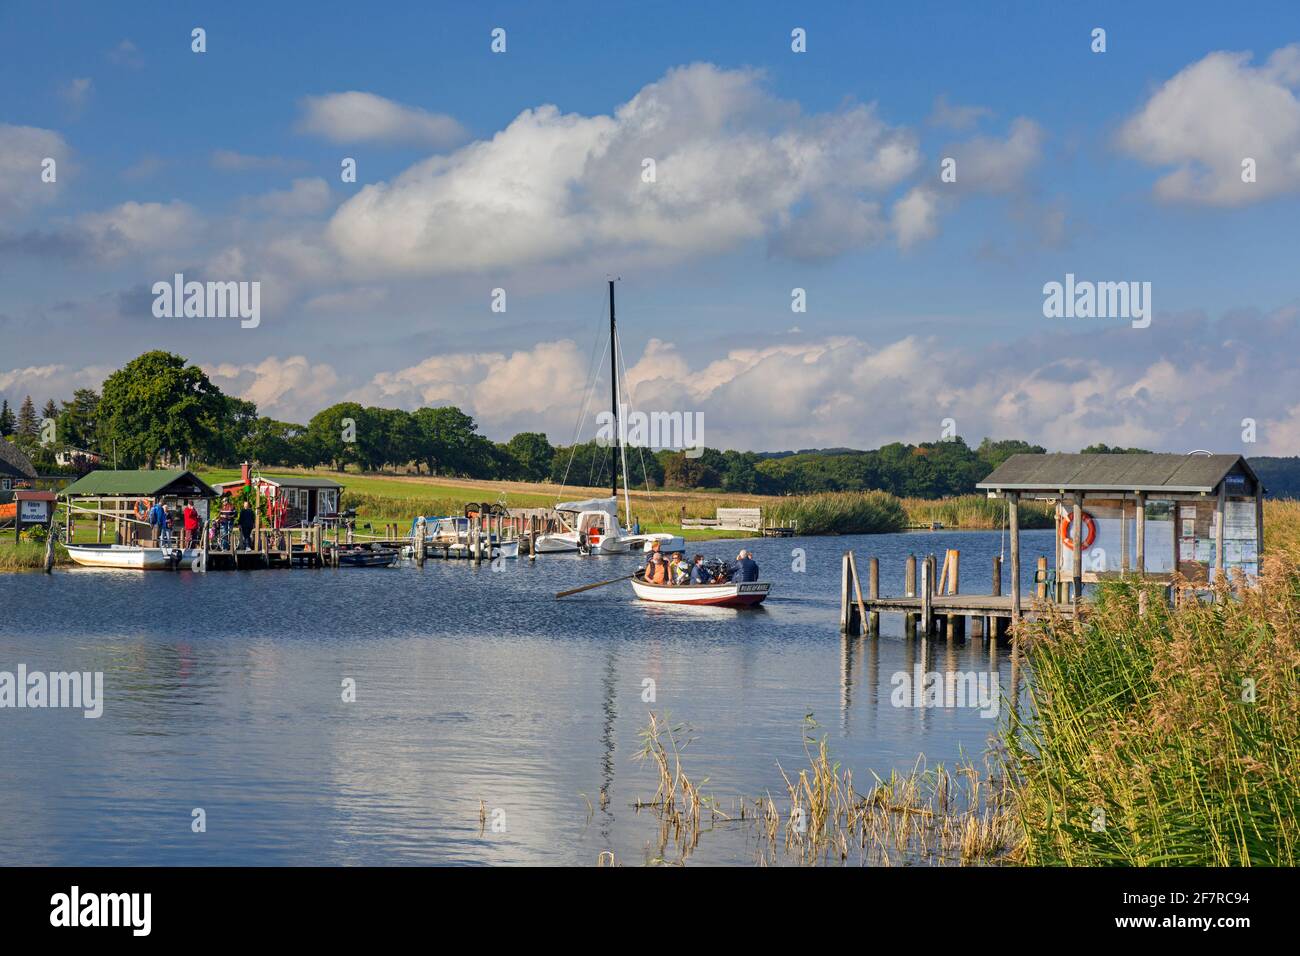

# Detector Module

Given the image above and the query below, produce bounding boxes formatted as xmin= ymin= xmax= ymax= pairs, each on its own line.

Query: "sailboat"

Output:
xmin=535 ymin=279 xmax=686 ymax=556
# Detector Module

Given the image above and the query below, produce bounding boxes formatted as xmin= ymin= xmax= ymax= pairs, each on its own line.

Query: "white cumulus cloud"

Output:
xmin=297 ymin=91 xmax=466 ymax=147
xmin=326 ymin=63 xmax=924 ymax=276
xmin=1119 ymin=44 xmax=1300 ymax=205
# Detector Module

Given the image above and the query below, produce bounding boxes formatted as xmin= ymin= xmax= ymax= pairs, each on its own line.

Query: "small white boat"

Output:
xmin=630 ymin=570 xmax=770 ymax=607
xmin=535 ymin=497 xmax=685 ymax=555
xmin=64 ymin=543 xmax=201 ymax=570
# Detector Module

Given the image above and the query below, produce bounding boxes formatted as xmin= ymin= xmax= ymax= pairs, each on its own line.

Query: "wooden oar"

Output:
xmin=555 ymin=573 xmax=637 ymax=599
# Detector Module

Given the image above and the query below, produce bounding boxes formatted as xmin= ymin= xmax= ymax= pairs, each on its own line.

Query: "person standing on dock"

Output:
xmin=147 ymin=498 xmax=169 ymax=548
xmin=182 ymin=501 xmax=200 ymax=549
xmin=238 ymin=500 xmax=256 ymax=551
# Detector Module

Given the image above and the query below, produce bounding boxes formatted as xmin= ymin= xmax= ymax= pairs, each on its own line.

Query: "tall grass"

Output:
xmin=767 ymin=491 xmax=907 ymax=535
xmin=0 ymin=540 xmax=69 ymax=570
xmin=1003 ymin=558 xmax=1300 ymax=865
xmin=899 ymin=495 xmax=1054 ymax=530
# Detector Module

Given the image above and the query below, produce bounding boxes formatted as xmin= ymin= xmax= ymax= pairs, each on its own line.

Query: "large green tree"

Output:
xmin=57 ymin=388 xmax=100 ymax=450
xmin=304 ymin=402 xmax=366 ymax=471
xmin=504 ymin=431 xmax=555 ymax=481
xmin=97 ymin=351 xmax=228 ymax=468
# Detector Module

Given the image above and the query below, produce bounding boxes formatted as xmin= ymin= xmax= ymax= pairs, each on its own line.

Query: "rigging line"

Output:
xmin=614 ymin=326 xmax=665 ymax=528
xmin=558 ymin=289 xmax=611 ymax=494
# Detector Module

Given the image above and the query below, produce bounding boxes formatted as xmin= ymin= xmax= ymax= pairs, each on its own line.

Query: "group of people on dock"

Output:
xmin=131 ymin=496 xmax=257 ymax=550
xmin=642 ymin=544 xmax=760 ymax=586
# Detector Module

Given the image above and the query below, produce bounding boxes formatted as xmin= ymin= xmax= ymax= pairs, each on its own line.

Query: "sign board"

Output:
xmin=19 ymin=499 xmax=50 ymax=522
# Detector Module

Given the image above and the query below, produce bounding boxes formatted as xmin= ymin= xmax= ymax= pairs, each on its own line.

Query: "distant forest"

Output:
xmin=4 ymin=350 xmax=1299 ymax=500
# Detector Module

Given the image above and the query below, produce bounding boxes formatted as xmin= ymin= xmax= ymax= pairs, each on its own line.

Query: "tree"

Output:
xmin=661 ymin=448 xmax=726 ymax=489
xmin=97 ymin=351 xmax=228 ymax=468
xmin=304 ymin=402 xmax=366 ymax=471
xmin=242 ymin=418 xmax=306 ymax=467
xmin=504 ymin=432 xmax=555 ymax=482
xmin=214 ymin=397 xmax=259 ymax=465
xmin=58 ymin=388 xmax=100 ymax=450
xmin=411 ymin=406 xmax=482 ymax=476
xmin=0 ymin=400 xmax=15 ymax=436
xmin=16 ymin=395 xmax=38 ymax=438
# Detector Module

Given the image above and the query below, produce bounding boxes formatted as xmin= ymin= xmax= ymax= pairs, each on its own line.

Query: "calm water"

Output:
xmin=0 ymin=530 xmax=1053 ymax=866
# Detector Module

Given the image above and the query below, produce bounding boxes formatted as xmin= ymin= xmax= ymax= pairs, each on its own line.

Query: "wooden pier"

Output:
xmin=840 ymin=548 xmax=1073 ymax=641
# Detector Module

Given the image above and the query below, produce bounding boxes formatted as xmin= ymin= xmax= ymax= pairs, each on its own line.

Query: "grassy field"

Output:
xmin=197 ymin=469 xmax=1040 ymax=535
xmin=1002 ymin=497 xmax=1300 ymax=865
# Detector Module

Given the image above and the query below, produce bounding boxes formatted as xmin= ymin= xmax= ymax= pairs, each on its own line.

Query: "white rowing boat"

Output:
xmin=630 ymin=570 xmax=770 ymax=607
xmin=63 ymin=543 xmax=201 ymax=570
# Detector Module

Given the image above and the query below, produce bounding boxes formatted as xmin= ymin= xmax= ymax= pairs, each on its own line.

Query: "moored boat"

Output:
xmin=63 ymin=543 xmax=200 ymax=570
xmin=630 ymin=570 xmax=770 ymax=607
xmin=336 ymin=545 xmax=400 ymax=567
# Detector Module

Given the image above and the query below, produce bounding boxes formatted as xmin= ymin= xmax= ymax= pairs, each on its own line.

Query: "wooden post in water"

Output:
xmin=988 ymin=555 xmax=1002 ymax=644
xmin=530 ymin=515 xmax=537 ymax=562
xmin=920 ymin=555 xmax=933 ymax=638
xmin=415 ymin=516 xmax=426 ymax=566
xmin=1035 ymin=555 xmax=1047 ymax=600
xmin=904 ymin=554 xmax=917 ymax=638
xmin=1008 ymin=493 xmax=1022 ymax=624
xmin=868 ymin=557 xmax=879 ymax=637
xmin=839 ymin=552 xmax=852 ymax=635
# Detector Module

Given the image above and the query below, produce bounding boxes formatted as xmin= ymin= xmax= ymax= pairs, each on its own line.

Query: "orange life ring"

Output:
xmin=1059 ymin=511 xmax=1097 ymax=550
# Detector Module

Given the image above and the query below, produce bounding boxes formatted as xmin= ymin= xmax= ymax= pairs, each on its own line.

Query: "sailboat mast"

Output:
xmin=609 ymin=278 xmax=619 ymax=503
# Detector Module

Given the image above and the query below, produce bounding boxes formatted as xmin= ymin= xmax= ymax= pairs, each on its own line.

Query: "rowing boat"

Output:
xmin=630 ymin=570 xmax=770 ymax=607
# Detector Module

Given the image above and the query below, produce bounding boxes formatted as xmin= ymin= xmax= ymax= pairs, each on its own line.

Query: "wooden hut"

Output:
xmin=977 ymin=453 xmax=1263 ymax=616
xmin=211 ymin=474 xmax=343 ymax=526
xmin=59 ymin=469 xmax=218 ymax=544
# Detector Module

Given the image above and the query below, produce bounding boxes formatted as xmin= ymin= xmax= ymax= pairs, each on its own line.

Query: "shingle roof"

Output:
xmin=60 ymin=469 xmax=218 ymax=498
xmin=0 ymin=439 xmax=38 ymax=479
xmin=977 ymin=453 xmax=1257 ymax=494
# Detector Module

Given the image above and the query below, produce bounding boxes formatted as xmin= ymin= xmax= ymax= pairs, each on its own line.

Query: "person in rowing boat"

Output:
xmin=689 ymin=553 xmax=713 ymax=585
xmin=640 ymin=551 xmax=661 ymax=584
xmin=729 ymin=549 xmax=760 ymax=583
xmin=669 ymin=552 xmax=689 ymax=585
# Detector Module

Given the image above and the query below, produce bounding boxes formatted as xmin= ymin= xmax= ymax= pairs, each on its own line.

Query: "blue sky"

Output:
xmin=2 ymin=1 xmax=1300 ymax=453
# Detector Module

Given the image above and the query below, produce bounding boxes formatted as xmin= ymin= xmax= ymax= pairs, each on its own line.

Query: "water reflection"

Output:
xmin=0 ymin=529 xmax=1050 ymax=864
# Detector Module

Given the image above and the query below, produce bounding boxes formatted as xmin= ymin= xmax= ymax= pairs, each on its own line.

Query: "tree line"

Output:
xmin=3 ymin=349 xmax=1189 ymax=499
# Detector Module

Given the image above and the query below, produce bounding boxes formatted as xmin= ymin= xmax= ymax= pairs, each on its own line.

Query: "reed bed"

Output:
xmin=766 ymin=491 xmax=908 ymax=536
xmin=0 ymin=540 xmax=69 ymax=571
xmin=1002 ymin=556 xmax=1300 ymax=866
xmin=899 ymin=494 xmax=1054 ymax=530
xmin=628 ymin=712 xmax=1022 ymax=866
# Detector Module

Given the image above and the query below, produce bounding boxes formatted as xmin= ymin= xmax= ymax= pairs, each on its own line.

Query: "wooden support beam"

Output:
xmin=1135 ymin=491 xmax=1146 ymax=577
xmin=1214 ymin=483 xmax=1227 ymax=601
xmin=1008 ymin=494 xmax=1022 ymax=622
xmin=1071 ymin=493 xmax=1084 ymax=609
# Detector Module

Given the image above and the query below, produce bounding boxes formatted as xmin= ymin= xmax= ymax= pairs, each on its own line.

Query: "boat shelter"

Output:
xmin=977 ymin=453 xmax=1263 ymax=616
xmin=59 ymin=469 xmax=218 ymax=544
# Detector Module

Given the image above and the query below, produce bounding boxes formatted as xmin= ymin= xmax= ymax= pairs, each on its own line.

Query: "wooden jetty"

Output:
xmin=681 ymin=506 xmax=798 ymax=537
xmin=842 ymin=452 xmax=1265 ymax=638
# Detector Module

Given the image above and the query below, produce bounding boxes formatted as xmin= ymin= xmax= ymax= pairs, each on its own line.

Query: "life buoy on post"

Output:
xmin=1059 ymin=511 xmax=1097 ymax=550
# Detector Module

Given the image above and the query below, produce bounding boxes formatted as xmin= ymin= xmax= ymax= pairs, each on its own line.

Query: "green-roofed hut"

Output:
xmin=59 ymin=469 xmax=218 ymax=552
